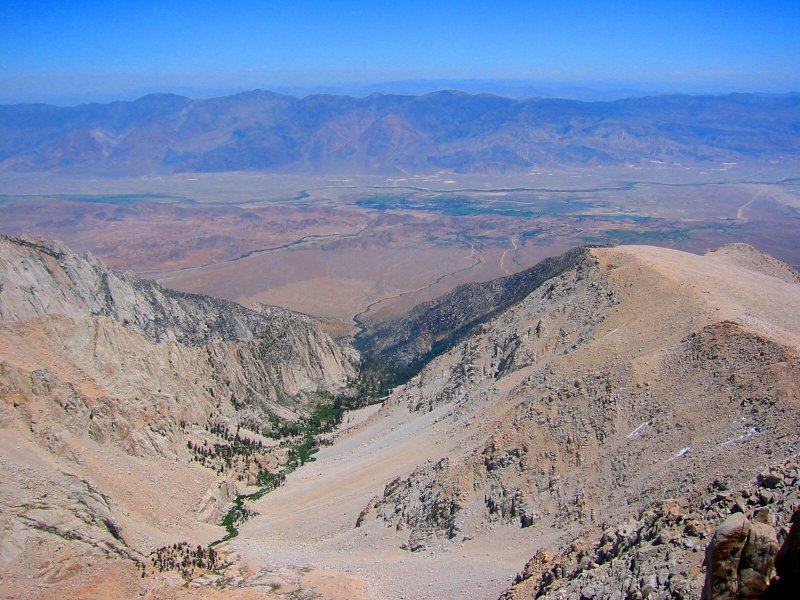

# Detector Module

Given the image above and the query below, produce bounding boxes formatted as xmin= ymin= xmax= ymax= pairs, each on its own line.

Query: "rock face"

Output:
xmin=0 ymin=233 xmax=357 ymax=597
xmin=769 ymin=505 xmax=800 ymax=597
xmin=0 ymin=234 xmax=355 ymax=414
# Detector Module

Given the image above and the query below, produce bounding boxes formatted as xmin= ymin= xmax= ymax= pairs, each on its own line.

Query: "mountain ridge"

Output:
xmin=358 ymin=245 xmax=593 ymax=380
xmin=0 ymin=233 xmax=356 ymax=409
xmin=2 ymin=91 xmax=798 ymax=175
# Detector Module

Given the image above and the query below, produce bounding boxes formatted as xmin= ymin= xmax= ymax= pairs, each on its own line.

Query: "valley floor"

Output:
xmin=234 ymin=403 xmax=546 ymax=600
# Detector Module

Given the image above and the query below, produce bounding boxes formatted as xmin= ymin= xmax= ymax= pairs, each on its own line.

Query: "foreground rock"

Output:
xmin=702 ymin=508 xmax=779 ymax=600
xmin=769 ymin=505 xmax=800 ymax=597
xmin=501 ymin=461 xmax=799 ymax=600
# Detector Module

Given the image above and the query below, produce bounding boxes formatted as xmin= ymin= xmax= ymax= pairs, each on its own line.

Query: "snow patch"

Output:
xmin=722 ymin=427 xmax=759 ymax=446
xmin=626 ymin=421 xmax=650 ymax=439
xmin=665 ymin=447 xmax=690 ymax=463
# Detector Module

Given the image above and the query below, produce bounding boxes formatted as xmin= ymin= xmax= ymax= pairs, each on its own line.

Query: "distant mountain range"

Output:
xmin=268 ymin=79 xmax=660 ymax=101
xmin=1 ymin=90 xmax=798 ymax=175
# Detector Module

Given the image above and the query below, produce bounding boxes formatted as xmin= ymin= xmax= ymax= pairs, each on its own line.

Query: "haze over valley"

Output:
xmin=1 ymin=90 xmax=798 ymax=334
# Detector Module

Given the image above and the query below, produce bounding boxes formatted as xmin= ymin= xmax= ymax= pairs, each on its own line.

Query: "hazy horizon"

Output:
xmin=2 ymin=1 xmax=798 ymax=105
xmin=2 ymin=78 xmax=799 ymax=108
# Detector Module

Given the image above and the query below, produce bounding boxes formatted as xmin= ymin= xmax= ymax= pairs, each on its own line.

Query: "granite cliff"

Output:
xmin=0 ymin=233 xmax=357 ymax=597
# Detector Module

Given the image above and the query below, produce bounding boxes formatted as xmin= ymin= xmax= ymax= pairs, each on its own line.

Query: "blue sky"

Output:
xmin=1 ymin=1 xmax=799 ymax=103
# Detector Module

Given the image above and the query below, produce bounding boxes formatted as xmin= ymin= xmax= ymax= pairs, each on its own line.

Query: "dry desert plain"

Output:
xmin=1 ymin=164 xmax=798 ymax=336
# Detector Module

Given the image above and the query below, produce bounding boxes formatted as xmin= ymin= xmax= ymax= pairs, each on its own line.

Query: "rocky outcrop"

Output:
xmin=501 ymin=460 xmax=800 ymax=600
xmin=702 ymin=510 xmax=778 ymax=600
xmin=360 ymin=458 xmax=465 ymax=551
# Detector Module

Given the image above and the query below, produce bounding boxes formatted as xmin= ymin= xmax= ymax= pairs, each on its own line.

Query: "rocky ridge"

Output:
xmin=359 ymin=246 xmax=590 ymax=378
xmin=0 ymin=233 xmax=355 ymax=414
xmin=344 ymin=243 xmax=800 ymax=598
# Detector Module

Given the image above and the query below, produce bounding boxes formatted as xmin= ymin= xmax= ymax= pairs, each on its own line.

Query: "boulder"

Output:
xmin=702 ymin=512 xmax=750 ymax=600
xmin=766 ymin=505 xmax=800 ymax=598
xmin=738 ymin=509 xmax=779 ymax=599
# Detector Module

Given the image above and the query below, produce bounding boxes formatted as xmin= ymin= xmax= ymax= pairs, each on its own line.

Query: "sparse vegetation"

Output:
xmin=147 ymin=542 xmax=220 ymax=578
xmin=210 ymin=395 xmax=365 ymax=545
xmin=186 ymin=419 xmax=270 ymax=482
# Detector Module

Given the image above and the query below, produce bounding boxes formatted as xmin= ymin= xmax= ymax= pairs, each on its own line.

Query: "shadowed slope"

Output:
xmin=358 ymin=246 xmax=590 ymax=379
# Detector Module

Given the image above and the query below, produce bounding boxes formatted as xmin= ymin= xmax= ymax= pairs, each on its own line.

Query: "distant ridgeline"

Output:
xmin=357 ymin=246 xmax=592 ymax=384
xmin=1 ymin=91 xmax=798 ymax=174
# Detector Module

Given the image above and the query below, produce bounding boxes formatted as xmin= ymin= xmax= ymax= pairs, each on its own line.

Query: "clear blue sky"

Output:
xmin=1 ymin=0 xmax=799 ymax=103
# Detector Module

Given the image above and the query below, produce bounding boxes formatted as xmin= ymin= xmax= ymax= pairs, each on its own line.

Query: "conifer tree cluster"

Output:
xmin=186 ymin=419 xmax=269 ymax=480
xmin=147 ymin=542 xmax=220 ymax=577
